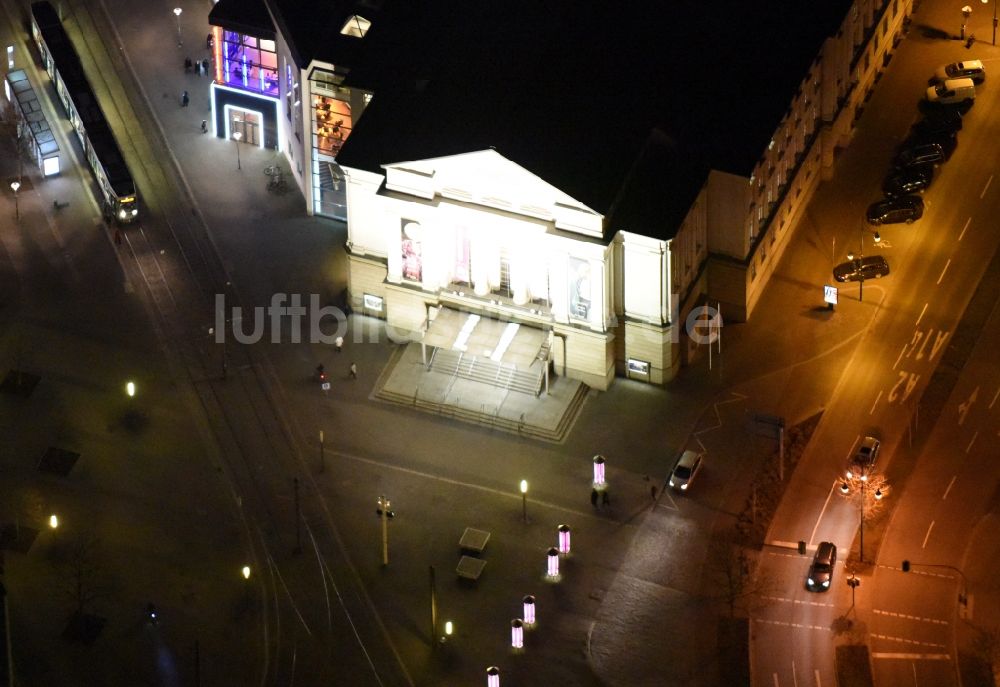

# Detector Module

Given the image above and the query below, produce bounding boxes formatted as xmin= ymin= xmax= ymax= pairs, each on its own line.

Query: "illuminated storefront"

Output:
xmin=207 ymin=23 xmax=280 ymax=151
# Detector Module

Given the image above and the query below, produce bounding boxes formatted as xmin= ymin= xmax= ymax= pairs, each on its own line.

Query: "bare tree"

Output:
xmin=970 ymin=623 xmax=1000 ymax=685
xmin=53 ymin=533 xmax=111 ymax=619
xmin=706 ymin=528 xmax=778 ymax=618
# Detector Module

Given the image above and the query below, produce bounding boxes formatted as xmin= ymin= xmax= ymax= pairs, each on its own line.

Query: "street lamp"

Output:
xmin=981 ymin=0 xmax=998 ymax=45
xmin=173 ymin=7 xmax=183 ymax=47
xmin=242 ymin=565 xmax=251 ymax=580
xmin=376 ymin=495 xmax=394 ymax=566
xmin=519 ymin=479 xmax=528 ymax=523
xmin=232 ymin=131 xmax=242 ymax=170
xmin=10 ymin=180 xmax=20 ymax=221
xmin=847 ymin=228 xmax=879 ymax=303
xmin=49 ymin=514 xmax=59 ymax=529
xmin=126 ymin=380 xmax=136 ymax=397
xmin=841 ymin=479 xmax=885 ymax=563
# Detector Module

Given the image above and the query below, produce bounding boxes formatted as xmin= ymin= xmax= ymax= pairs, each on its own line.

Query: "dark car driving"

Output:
xmin=866 ymin=195 xmax=924 ymax=225
xmin=806 ymin=542 xmax=837 ymax=592
xmin=883 ymin=164 xmax=934 ymax=197
xmin=833 ymin=255 xmax=890 ymax=282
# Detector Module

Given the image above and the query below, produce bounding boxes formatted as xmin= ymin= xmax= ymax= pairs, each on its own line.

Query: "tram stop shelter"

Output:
xmin=3 ymin=69 xmax=60 ymax=176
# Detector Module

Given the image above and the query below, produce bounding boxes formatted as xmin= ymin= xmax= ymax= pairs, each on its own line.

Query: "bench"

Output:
xmin=459 ymin=527 xmax=490 ymax=554
xmin=456 ymin=555 xmax=487 ymax=580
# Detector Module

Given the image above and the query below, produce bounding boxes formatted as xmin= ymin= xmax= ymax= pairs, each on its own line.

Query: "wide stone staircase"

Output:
xmin=428 ymin=348 xmax=543 ymax=396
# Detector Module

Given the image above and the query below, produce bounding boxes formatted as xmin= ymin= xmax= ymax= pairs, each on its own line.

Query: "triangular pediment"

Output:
xmin=383 ymin=149 xmax=604 ymax=238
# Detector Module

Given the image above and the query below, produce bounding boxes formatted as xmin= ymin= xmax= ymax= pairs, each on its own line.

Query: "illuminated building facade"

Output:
xmin=207 ymin=0 xmax=375 ymax=221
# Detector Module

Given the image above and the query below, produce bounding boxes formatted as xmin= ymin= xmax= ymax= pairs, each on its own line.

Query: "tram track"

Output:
xmin=26 ymin=0 xmax=412 ymax=684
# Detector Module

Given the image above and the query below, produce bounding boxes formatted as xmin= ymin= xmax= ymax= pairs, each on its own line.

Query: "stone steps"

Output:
xmin=429 ymin=348 xmax=543 ymax=396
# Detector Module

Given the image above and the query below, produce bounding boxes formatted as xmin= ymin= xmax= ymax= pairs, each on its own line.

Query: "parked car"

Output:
xmin=894 ymin=142 xmax=945 ymax=169
xmin=806 ymin=542 xmax=837 ymax=592
xmin=905 ymin=131 xmax=957 ymax=160
xmin=866 ymin=195 xmax=923 ymax=225
xmin=925 ymin=77 xmax=976 ymax=105
xmin=915 ymin=108 xmax=963 ymax=135
xmin=833 ymin=255 xmax=890 ymax=282
xmin=846 ymin=436 xmax=881 ymax=481
xmin=669 ymin=450 xmax=703 ymax=491
xmin=883 ymin=164 xmax=934 ymax=197
xmin=934 ymin=59 xmax=985 ymax=84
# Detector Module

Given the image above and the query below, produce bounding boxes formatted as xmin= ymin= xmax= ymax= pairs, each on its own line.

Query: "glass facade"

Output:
xmin=309 ymin=69 xmax=356 ymax=220
xmin=220 ymin=31 xmax=278 ymax=97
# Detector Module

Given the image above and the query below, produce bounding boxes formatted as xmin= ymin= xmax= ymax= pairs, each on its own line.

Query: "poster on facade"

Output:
xmin=401 ymin=220 xmax=423 ymax=282
xmin=454 ymin=227 xmax=470 ymax=284
xmin=569 ymin=257 xmax=591 ymax=320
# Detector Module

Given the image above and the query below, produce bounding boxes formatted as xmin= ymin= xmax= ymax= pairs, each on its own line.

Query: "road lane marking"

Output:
xmin=873 ymin=609 xmax=949 ymax=625
xmin=871 ymin=633 xmax=947 ymax=649
xmin=870 ymin=652 xmax=950 ymax=661
xmin=958 ymin=386 xmax=978 ymax=425
xmin=921 ymin=520 xmax=935 ymax=549
xmin=991 ymin=386 xmax=1000 ymax=409
xmin=814 ymin=668 xmax=820 ymax=687
xmin=762 ymin=596 xmax=834 ymax=608
xmin=980 ymin=175 xmax=993 ymax=199
xmin=958 ymin=217 xmax=971 ymax=242
xmin=753 ymin=618 xmax=829 ymax=632
xmin=810 ymin=480 xmax=840 ymax=545
xmin=792 ymin=660 xmax=798 ymax=687
xmin=870 ymin=390 xmax=883 ymax=415
xmin=936 ymin=259 xmax=950 ymax=285
xmin=773 ymin=673 xmax=779 ymax=687
xmin=966 ymin=431 xmax=978 ymax=454
xmin=915 ymin=303 xmax=928 ymax=326
xmin=893 ymin=345 xmax=907 ymax=370
xmin=943 ymin=475 xmax=957 ymax=500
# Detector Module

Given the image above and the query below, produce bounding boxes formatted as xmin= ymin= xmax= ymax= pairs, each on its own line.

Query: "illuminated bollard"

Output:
xmin=593 ymin=455 xmax=606 ymax=486
xmin=523 ymin=595 xmax=536 ymax=625
xmin=511 ymin=618 xmax=523 ymax=648
xmin=558 ymin=524 xmax=571 ymax=554
xmin=487 ymin=666 xmax=500 ymax=687
xmin=547 ymin=547 xmax=560 ymax=577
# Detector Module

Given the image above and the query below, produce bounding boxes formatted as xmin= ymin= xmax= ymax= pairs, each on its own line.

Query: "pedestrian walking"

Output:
xmin=202 ymin=58 xmax=210 ymax=75
xmin=349 ymin=362 xmax=357 ymax=379
xmin=602 ymin=491 xmax=610 ymax=507
xmin=184 ymin=57 xmax=192 ymax=73
xmin=650 ymin=485 xmax=658 ymax=502
xmin=335 ymin=336 xmax=343 ymax=353
xmin=200 ymin=119 xmax=208 ymax=133
xmin=181 ymin=90 xmax=189 ymax=107
xmin=590 ymin=489 xmax=598 ymax=509
xmin=206 ymin=33 xmax=213 ymax=50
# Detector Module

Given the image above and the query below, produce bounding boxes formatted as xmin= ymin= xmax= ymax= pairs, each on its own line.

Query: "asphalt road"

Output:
xmin=751 ymin=0 xmax=1000 ymax=684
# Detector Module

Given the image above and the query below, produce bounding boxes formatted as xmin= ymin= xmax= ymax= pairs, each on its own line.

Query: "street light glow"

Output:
xmin=126 ymin=381 xmax=136 ymax=397
xmin=520 ymin=479 xmax=528 ymax=494
xmin=242 ymin=565 xmax=251 ymax=579
xmin=10 ymin=180 xmax=20 ymax=193
xmin=49 ymin=514 xmax=58 ymax=529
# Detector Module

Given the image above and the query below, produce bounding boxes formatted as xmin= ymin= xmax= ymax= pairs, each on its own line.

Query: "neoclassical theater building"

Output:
xmin=207 ymin=0 xmax=914 ymax=389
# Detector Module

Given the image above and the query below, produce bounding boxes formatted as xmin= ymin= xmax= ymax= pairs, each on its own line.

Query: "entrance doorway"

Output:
xmin=229 ymin=110 xmax=260 ymax=146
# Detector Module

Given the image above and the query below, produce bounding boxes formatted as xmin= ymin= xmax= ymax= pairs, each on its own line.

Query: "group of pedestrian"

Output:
xmin=184 ymin=57 xmax=210 ymax=76
xmin=590 ymin=488 xmax=610 ymax=509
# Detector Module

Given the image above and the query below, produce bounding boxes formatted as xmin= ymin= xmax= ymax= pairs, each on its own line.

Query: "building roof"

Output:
xmin=209 ymin=0 xmax=275 ymax=41
xmin=336 ymin=1 xmax=853 ymax=241
xmin=264 ymin=0 xmax=384 ymax=70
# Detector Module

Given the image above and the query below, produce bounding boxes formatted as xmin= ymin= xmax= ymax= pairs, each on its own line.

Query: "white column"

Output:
xmin=386 ymin=214 xmax=403 ymax=283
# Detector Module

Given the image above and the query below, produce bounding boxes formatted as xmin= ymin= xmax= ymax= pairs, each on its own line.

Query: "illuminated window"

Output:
xmin=340 ymin=15 xmax=371 ymax=38
xmin=221 ymin=30 xmax=278 ymax=97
